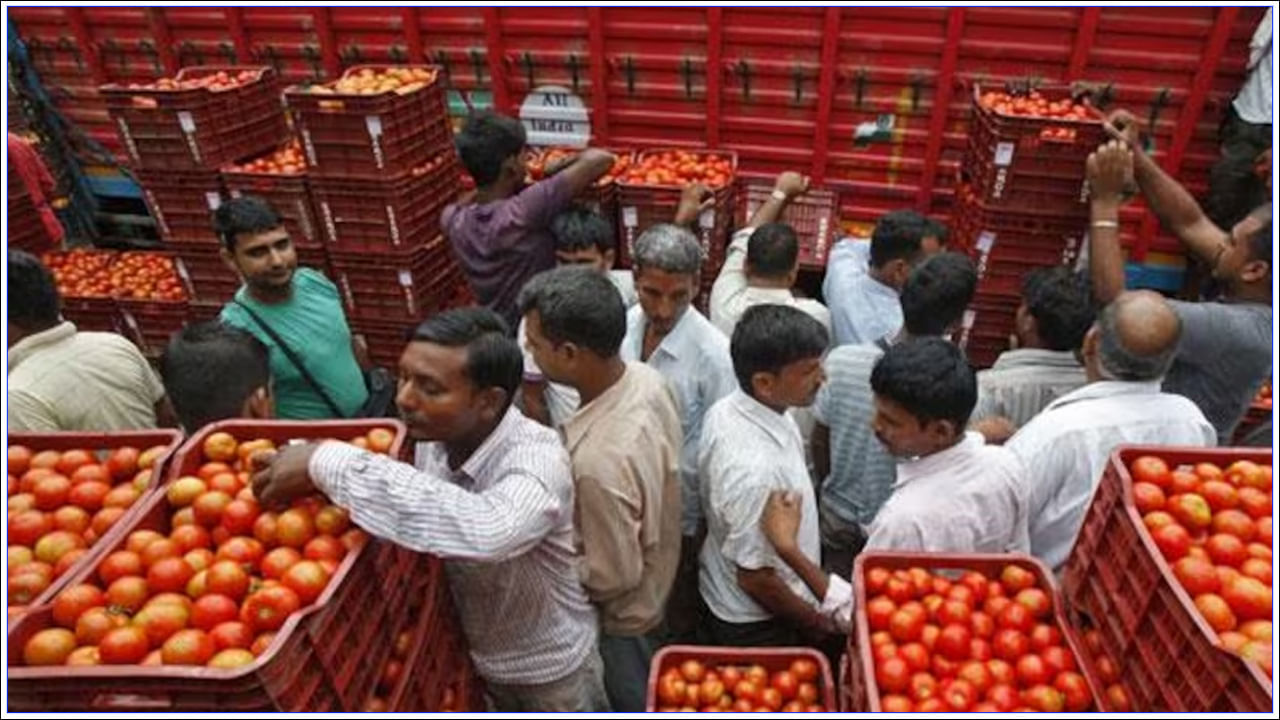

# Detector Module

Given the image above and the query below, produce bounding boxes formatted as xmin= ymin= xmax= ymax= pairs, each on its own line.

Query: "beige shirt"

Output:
xmin=562 ymin=362 xmax=683 ymax=636
xmin=8 ymin=322 xmax=164 ymax=432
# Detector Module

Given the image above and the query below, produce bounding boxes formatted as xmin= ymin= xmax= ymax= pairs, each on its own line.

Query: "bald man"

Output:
xmin=1004 ymin=291 xmax=1216 ymax=571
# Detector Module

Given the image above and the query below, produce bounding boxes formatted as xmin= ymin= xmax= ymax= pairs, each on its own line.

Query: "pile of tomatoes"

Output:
xmin=526 ymin=148 xmax=634 ymax=186
xmin=863 ymin=563 xmax=1094 ymax=713
xmin=978 ymin=90 xmax=1093 ymax=141
xmin=8 ymin=443 xmax=171 ymax=612
xmin=128 ymin=70 xmax=260 ymax=93
xmin=226 ymin=140 xmax=306 ymax=176
xmin=362 ymin=619 xmax=417 ymax=711
xmin=17 ymin=428 xmax=395 ymax=669
xmin=307 ymin=67 xmax=438 ymax=96
xmin=653 ymin=657 xmax=825 ymax=712
xmin=618 ymin=150 xmax=733 ymax=189
xmin=1128 ymin=455 xmax=1272 ymax=674
xmin=41 ymin=251 xmax=186 ymax=302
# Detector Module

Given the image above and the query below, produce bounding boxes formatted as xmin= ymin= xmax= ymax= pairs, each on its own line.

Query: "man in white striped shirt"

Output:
xmin=970 ymin=267 xmax=1094 ymax=434
xmin=252 ymin=308 xmax=608 ymax=712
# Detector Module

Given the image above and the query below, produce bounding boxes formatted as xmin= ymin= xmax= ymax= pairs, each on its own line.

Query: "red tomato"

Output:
xmin=733 ymin=680 xmax=761 ymax=704
xmin=216 ymin=537 xmax=265 ymax=567
xmin=997 ymin=602 xmax=1035 ymax=633
xmin=303 ymin=535 xmax=345 ymax=562
xmin=205 ymin=560 xmax=252 ymax=601
xmin=875 ymin=657 xmax=911 ymax=694
xmin=1054 ymin=671 xmax=1093 ymax=711
xmin=1130 ymin=456 xmax=1171 ymax=488
xmin=132 ymin=602 xmax=190 ymax=646
xmin=992 ymin=629 xmax=1030 ymax=662
xmin=209 ymin=620 xmax=255 ymax=651
xmin=790 ymin=658 xmax=819 ymax=683
xmin=23 ymin=628 xmax=77 ymax=666
xmin=147 ymin=557 xmax=196 ymax=594
xmin=191 ymin=593 xmax=240 ymax=631
xmin=240 ymin=585 xmax=301 ymax=632
xmin=221 ymin=499 xmax=260 ymax=536
xmin=1023 ymin=684 xmax=1065 ymax=712
xmin=106 ymin=575 xmax=150 ymax=613
xmin=908 ymin=672 xmax=938 ymax=702
xmin=276 ymin=509 xmax=316 ymax=549
xmin=281 ymin=560 xmax=330 ymax=604
xmin=1151 ymin=523 xmax=1193 ymax=561
xmin=866 ymin=567 xmax=891 ymax=595
xmin=1040 ymin=645 xmax=1076 ymax=675
xmin=880 ymin=695 xmax=913 ymax=712
xmin=1221 ymin=576 xmax=1272 ymax=621
xmin=956 ymin=660 xmax=993 ymax=695
xmin=759 ymin=687 xmax=784 ymax=711
xmin=942 ymin=678 xmax=977 ymax=711
xmin=1105 ymin=683 xmax=1132 ymax=711
xmin=162 ymin=628 xmax=216 ymax=666
xmin=889 ymin=607 xmax=926 ymax=643
xmin=1015 ymin=653 xmax=1050 ymax=686
xmin=935 ymin=623 xmax=972 ymax=661
xmin=898 ymin=642 xmax=930 ymax=672
xmin=986 ymin=683 xmax=1019 ymax=711
xmin=51 ymin=583 xmax=105 ymax=629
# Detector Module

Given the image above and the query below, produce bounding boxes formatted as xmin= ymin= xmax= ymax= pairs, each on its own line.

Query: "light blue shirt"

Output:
xmin=622 ymin=305 xmax=737 ymax=536
xmin=823 ymin=239 xmax=902 ymax=347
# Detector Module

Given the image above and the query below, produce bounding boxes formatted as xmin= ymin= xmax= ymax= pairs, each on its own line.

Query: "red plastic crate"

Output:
xmin=99 ymin=66 xmax=288 ymax=171
xmin=525 ymin=147 xmax=635 ymax=216
xmin=284 ymin=65 xmax=453 ymax=180
xmin=1061 ymin=445 xmax=1273 ymax=712
xmin=740 ymin=184 xmax=840 ymax=270
xmin=222 ymin=154 xmax=324 ymax=249
xmin=386 ymin=556 xmax=472 ymax=711
xmin=139 ymin=170 xmax=227 ymax=246
xmin=310 ymin=157 xmax=460 ymax=252
xmin=328 ymin=238 xmax=465 ymax=323
xmin=848 ymin=551 xmax=1105 ymax=712
xmin=616 ymin=186 xmax=735 ymax=272
xmin=646 ymin=645 xmax=837 ymax=711
xmin=113 ymin=253 xmax=194 ymax=357
xmin=350 ymin=318 xmax=414 ymax=370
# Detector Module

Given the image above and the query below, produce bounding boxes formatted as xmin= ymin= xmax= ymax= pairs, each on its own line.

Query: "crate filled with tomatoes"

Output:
xmin=847 ymin=552 xmax=1103 ymax=713
xmin=100 ymin=67 xmax=288 ymax=172
xmin=284 ymin=66 xmax=451 ymax=180
xmin=222 ymin=140 xmax=324 ymax=249
xmin=7 ymin=431 xmax=183 ymax=621
xmin=112 ymin=252 xmax=193 ymax=359
xmin=526 ymin=147 xmax=635 ymax=219
xmin=40 ymin=250 xmax=123 ymax=333
xmin=1061 ymin=446 xmax=1272 ymax=712
xmin=616 ymin=149 xmax=737 ymax=269
xmin=647 ymin=645 xmax=835 ymax=712
xmin=5 ymin=419 xmax=441 ymax=712
xmin=739 ymin=184 xmax=840 ymax=270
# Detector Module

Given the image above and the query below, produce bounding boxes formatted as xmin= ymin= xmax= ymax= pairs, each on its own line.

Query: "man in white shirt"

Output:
xmin=1005 ymin=291 xmax=1217 ymax=571
xmin=518 ymin=266 xmax=682 ymax=711
xmin=251 ymin=307 xmax=608 ymax=712
xmin=970 ymin=267 xmax=1094 ymax=433
xmin=709 ymin=171 xmax=831 ymax=337
xmin=822 ymin=210 xmax=942 ymax=346
xmin=759 ymin=338 xmax=1029 ymax=634
xmin=620 ymin=222 xmax=738 ymax=641
xmin=518 ymin=205 xmax=638 ymax=428
xmin=1207 ymin=6 xmax=1271 ymax=231
xmin=698 ymin=305 xmax=834 ymax=647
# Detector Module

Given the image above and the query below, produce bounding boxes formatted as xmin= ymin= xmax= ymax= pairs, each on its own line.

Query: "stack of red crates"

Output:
xmin=285 ymin=66 xmax=467 ymax=369
xmin=615 ymin=149 xmax=738 ymax=310
xmin=100 ymin=66 xmax=290 ymax=341
xmin=7 ymin=160 xmax=55 ymax=253
xmin=951 ymin=84 xmax=1105 ymax=368
xmin=739 ymin=184 xmax=841 ymax=271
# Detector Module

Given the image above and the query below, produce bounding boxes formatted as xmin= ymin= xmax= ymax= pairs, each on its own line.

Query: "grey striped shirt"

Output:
xmin=971 ymin=348 xmax=1088 ymax=429
xmin=309 ymin=407 xmax=597 ymax=686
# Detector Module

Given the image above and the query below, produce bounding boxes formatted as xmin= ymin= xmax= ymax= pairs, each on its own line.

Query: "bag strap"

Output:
xmin=232 ymin=299 xmax=346 ymax=418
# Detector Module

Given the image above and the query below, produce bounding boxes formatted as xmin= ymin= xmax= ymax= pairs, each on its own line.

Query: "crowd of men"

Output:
xmin=7 ymin=98 xmax=1271 ymax=710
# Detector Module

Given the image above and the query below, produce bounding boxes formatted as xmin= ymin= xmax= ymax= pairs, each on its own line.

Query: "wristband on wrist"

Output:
xmin=770 ymin=189 xmax=788 ymax=202
xmin=1091 ymin=220 xmax=1119 ymax=230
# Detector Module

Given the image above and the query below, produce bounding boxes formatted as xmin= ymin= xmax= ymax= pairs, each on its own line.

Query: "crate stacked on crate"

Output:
xmin=739 ymin=184 xmax=841 ymax=270
xmin=285 ymin=66 xmax=467 ymax=368
xmin=101 ymin=67 xmax=289 ymax=320
xmin=6 ymin=430 xmax=184 ymax=620
xmin=952 ymin=84 xmax=1104 ymax=368
xmin=7 ymin=159 xmax=55 ymax=252
xmin=844 ymin=552 xmax=1105 ymax=713
xmin=647 ymin=645 xmax=836 ymax=712
xmin=526 ymin=146 xmax=635 ymax=221
xmin=5 ymin=418 xmax=473 ymax=712
xmin=616 ymin=150 xmax=737 ymax=308
xmin=1061 ymin=446 xmax=1272 ymax=712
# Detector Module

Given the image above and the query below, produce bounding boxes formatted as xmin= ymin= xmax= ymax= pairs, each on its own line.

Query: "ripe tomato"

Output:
xmin=276 ymin=509 xmax=316 ymax=549
xmin=147 ymin=557 xmax=196 ymax=594
xmin=938 ymin=599 xmax=972 ymax=626
xmin=99 ymin=625 xmax=151 ymax=664
xmin=759 ymin=687 xmax=784 ymax=711
xmin=942 ymin=678 xmax=977 ymax=711
xmin=1130 ymin=456 xmax=1171 ymax=488
xmin=992 ymin=629 xmax=1029 ymax=661
xmin=956 ymin=660 xmax=993 ymax=695
xmin=303 ymin=535 xmax=345 ymax=562
xmin=132 ymin=602 xmax=190 ymax=646
xmin=68 ymin=481 xmax=111 ymax=512
xmin=880 ymin=694 xmax=913 ymax=712
xmin=75 ymin=606 xmax=129 ymax=645
xmin=9 ymin=510 xmax=54 ymax=546
xmin=251 ymin=631 xmax=276 ymax=657
xmin=770 ymin=669 xmax=799 ymax=700
xmin=1027 ymin=623 xmax=1062 ymax=652
xmin=162 ymin=628 xmax=217 ymax=665
xmin=105 ymin=575 xmax=150 ymax=613
xmin=885 ymin=577 xmax=914 ymax=604
xmin=1211 ymin=509 xmax=1256 ymax=542
xmin=193 ymin=491 xmax=234 ymax=527
xmin=1221 ymin=576 xmax=1272 ymax=621
xmin=1199 ymin=481 xmax=1240 ymax=512
xmin=790 ymin=657 xmax=819 ymax=683
xmin=205 ymin=560 xmax=252 ymax=601
xmin=733 ymin=679 xmax=761 ymax=704
xmin=1169 ymin=469 xmax=1203 ymax=495
xmin=1014 ymin=654 xmax=1050 ymax=686
xmin=898 ymin=642 xmax=930 ymax=672
xmin=8 ymin=445 xmax=33 ymax=476
xmin=1238 ymin=487 xmax=1271 ymax=519
xmin=935 ymin=623 xmax=972 ymax=661
xmin=261 ymin=547 xmax=302 ymax=580
xmin=55 ymin=449 xmax=94 ymax=476
xmin=281 ymin=560 xmax=330 ymax=604
xmin=889 ymin=608 xmax=925 ymax=642
xmin=1239 ymin=557 xmax=1271 ymax=585
xmin=23 ymin=628 xmax=77 ymax=666
xmin=866 ymin=567 xmax=891 ymax=595
xmin=191 ymin=593 xmax=240 ymax=631
xmin=240 ymin=585 xmax=301 ymax=632
xmin=997 ymin=601 xmax=1035 ymax=633
xmin=209 ymin=620 xmax=255 ymax=651
xmin=221 ymin=499 xmax=260 ymax=536
xmin=216 ymin=537 xmax=265 ymax=568
xmin=106 ymin=446 xmax=141 ymax=481
xmin=139 ymin=538 xmax=181 ymax=568
xmin=1193 ymin=462 xmax=1224 ymax=483
xmin=1206 ymin=533 xmax=1249 ymax=567
xmin=1040 ymin=645 xmax=1075 ymax=675
xmin=1151 ymin=523 xmax=1192 ymax=561
xmin=985 ymin=682 xmax=1019 ymax=711
xmin=92 ymin=507 xmax=127 ymax=536
xmin=1054 ymin=670 xmax=1093 ymax=711
xmin=51 ymin=583 xmax=105 ymax=628
xmin=1013 ymin=588 xmax=1051 ymax=619
xmin=999 ymin=563 xmax=1037 ymax=593
xmin=867 ymin=596 xmax=896 ymax=631
xmin=314 ymin=506 xmax=351 ymax=536
xmin=102 ymin=484 xmax=140 ymax=509
xmin=1023 ymin=684 xmax=1065 ymax=712
xmin=908 ymin=672 xmax=938 ymax=702
xmin=1168 ymin=493 xmax=1213 ymax=530
xmin=875 ymin=656 xmax=911 ymax=693
xmin=32 ymin=474 xmax=71 ymax=511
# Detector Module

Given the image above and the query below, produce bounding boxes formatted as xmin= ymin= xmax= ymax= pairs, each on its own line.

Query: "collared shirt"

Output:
xmin=1234 ymin=7 xmax=1273 ymax=124
xmin=972 ymin=348 xmax=1089 ymax=429
xmin=519 ymin=270 xmax=638 ymax=428
xmin=308 ymin=407 xmax=597 ymax=686
xmin=709 ymin=228 xmax=832 ymax=338
xmin=443 ymin=173 xmax=574 ymax=328
xmin=865 ymin=432 xmax=1031 ymax=554
xmin=621 ymin=305 xmax=737 ymax=536
xmin=1005 ymin=380 xmax=1217 ymax=571
xmin=823 ymin=238 xmax=902 ymax=347
xmin=562 ymin=363 xmax=683 ymax=636
xmin=812 ymin=343 xmax=897 ymax=528
xmin=698 ymin=390 xmax=822 ymax=624
xmin=8 ymin=321 xmax=163 ymax=432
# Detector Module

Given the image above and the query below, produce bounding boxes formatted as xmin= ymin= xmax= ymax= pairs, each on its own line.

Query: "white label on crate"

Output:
xmin=976 ymin=231 xmax=997 ymax=255
xmin=398 ymin=270 xmax=414 ymax=288
xmin=296 ymin=200 xmax=315 ymax=242
xmin=365 ymin=115 xmax=384 ymax=138
xmin=622 ymin=207 xmax=638 ymax=228
xmin=520 ymin=85 xmax=590 ymax=147
xmin=320 ymin=201 xmax=338 ymax=244
xmin=699 ymin=209 xmax=715 ymax=230
xmin=144 ymin=190 xmax=170 ymax=236
xmin=116 ymin=117 xmax=141 ymax=165
xmin=338 ymin=274 xmax=355 ymax=313
xmin=961 ymin=308 xmax=977 ymax=331
xmin=386 ymin=205 xmax=400 ymax=245
xmin=300 ymin=127 xmax=318 ymax=167
xmin=205 ymin=193 xmax=222 ymax=211
xmin=177 ymin=111 xmax=197 ymax=134
xmin=993 ymin=141 xmax=1015 ymax=167
xmin=230 ymin=189 xmax=243 ymax=198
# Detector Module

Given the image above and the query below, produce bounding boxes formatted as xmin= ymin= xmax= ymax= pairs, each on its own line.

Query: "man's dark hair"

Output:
xmin=869 ymin=209 xmax=930 ymax=268
xmin=161 ymin=322 xmax=270 ymax=432
xmin=455 ymin=111 xmax=527 ymax=186
xmin=1246 ymin=203 xmax=1272 ymax=271
xmin=746 ymin=223 xmax=799 ymax=279
xmin=901 ymin=252 xmax=977 ymax=336
xmin=871 ymin=337 xmax=977 ymax=429
xmin=924 ymin=217 xmax=949 ymax=246
xmin=411 ymin=307 xmax=522 ymax=402
xmin=730 ymin=304 xmax=829 ymax=395
xmin=1022 ymin=267 xmax=1095 ymax=351
xmin=7 ymin=249 xmax=60 ymax=331
xmin=212 ymin=196 xmax=284 ymax=251
xmin=550 ymin=205 xmax=616 ymax=254
xmin=517 ymin=266 xmax=626 ymax=358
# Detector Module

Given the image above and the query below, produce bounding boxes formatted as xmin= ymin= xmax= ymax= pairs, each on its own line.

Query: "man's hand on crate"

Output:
xmin=1086 ymin=140 xmax=1134 ymax=208
xmin=251 ymin=443 xmax=321 ymax=510
xmin=773 ymin=171 xmax=810 ymax=200
xmin=673 ymin=182 xmax=714 ymax=227
xmin=1102 ymin=109 xmax=1142 ymax=150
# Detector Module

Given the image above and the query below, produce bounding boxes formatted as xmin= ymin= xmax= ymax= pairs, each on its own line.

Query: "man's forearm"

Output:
xmin=1088 ymin=198 xmax=1127 ymax=305
xmin=776 ymin=545 xmax=831 ymax=604
xmin=737 ymin=566 xmax=828 ymax=632
xmin=1130 ymin=149 xmax=1224 ymax=262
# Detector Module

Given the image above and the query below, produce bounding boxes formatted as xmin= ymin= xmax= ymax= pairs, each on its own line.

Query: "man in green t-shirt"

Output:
xmin=215 ymin=196 xmax=369 ymax=419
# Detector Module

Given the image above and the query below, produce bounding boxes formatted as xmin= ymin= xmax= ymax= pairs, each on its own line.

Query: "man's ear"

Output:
xmin=750 ymin=371 xmax=776 ymax=403
xmin=926 ymin=418 xmax=958 ymax=446
xmin=1081 ymin=324 xmax=1101 ymax=368
xmin=243 ymin=385 xmax=275 ymax=420
xmin=1240 ymin=258 xmax=1270 ymax=284
xmin=220 ymin=246 xmax=240 ymax=276
xmin=477 ymin=385 xmax=510 ymax=422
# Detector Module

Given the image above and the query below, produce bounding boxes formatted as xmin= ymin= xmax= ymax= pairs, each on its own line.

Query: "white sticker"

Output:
xmin=177 ymin=111 xmax=197 ymax=134
xmin=365 ymin=115 xmax=383 ymax=138
xmin=622 ymin=207 xmax=638 ymax=228
xmin=699 ymin=209 xmax=715 ymax=229
xmin=976 ymin=231 xmax=997 ymax=254
xmin=962 ymin=309 xmax=977 ymax=330
xmin=230 ymin=189 xmax=243 ymax=198
xmin=386 ymin=205 xmax=400 ymax=245
xmin=398 ymin=270 xmax=413 ymax=287
xmin=993 ymin=141 xmax=1015 ymax=167
xmin=205 ymin=192 xmax=222 ymax=210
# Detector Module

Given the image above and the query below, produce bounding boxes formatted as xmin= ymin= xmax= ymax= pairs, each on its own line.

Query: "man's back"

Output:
xmin=8 ymin=323 xmax=162 ymax=431
xmin=972 ymin=349 xmax=1088 ymax=428
xmin=1006 ymin=380 xmax=1216 ymax=570
xmin=443 ymin=174 xmax=574 ymax=328
xmin=220 ymin=268 xmax=367 ymax=419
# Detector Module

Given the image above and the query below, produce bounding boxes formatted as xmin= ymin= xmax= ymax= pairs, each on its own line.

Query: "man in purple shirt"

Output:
xmin=444 ymin=112 xmax=616 ymax=329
